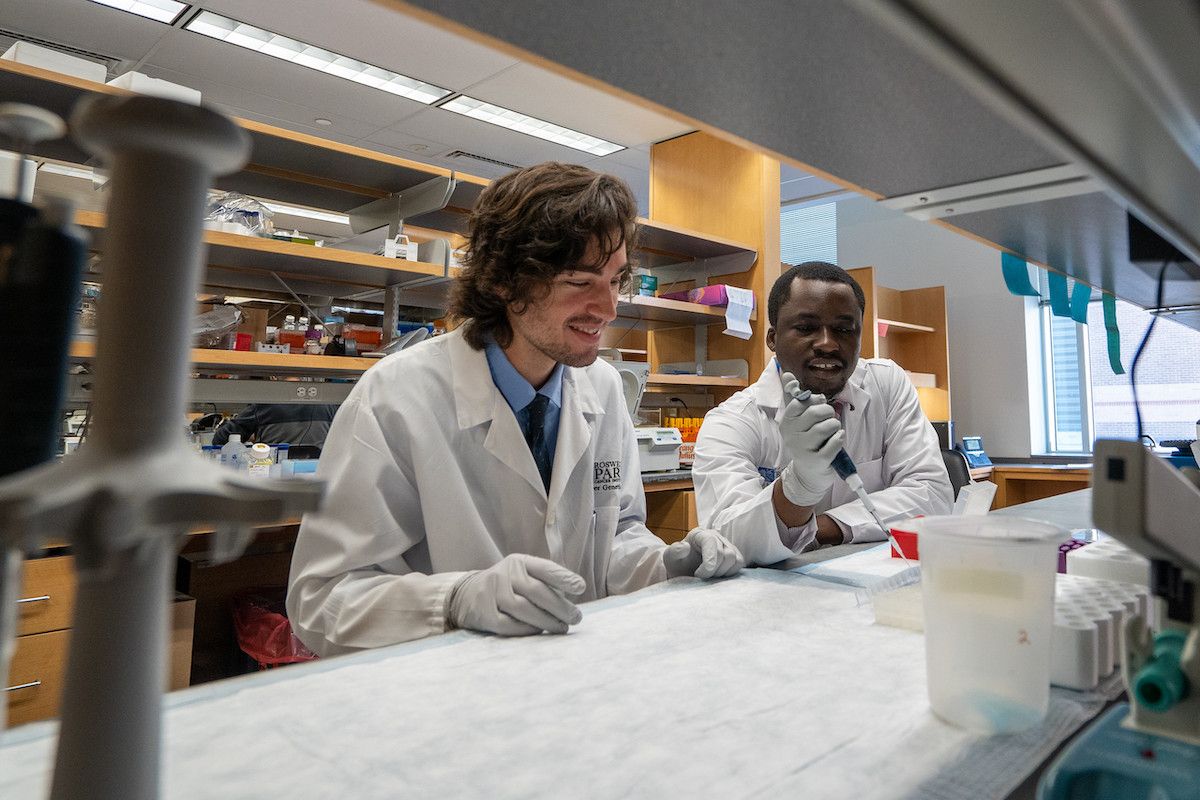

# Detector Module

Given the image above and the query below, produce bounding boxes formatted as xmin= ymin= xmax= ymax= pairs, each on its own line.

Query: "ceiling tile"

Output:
xmin=193 ymin=0 xmax=517 ymax=89
xmin=592 ymin=148 xmax=650 ymax=171
xmin=146 ymin=29 xmax=430 ymax=128
xmin=374 ymin=108 xmax=605 ymax=169
xmin=463 ymin=62 xmax=692 ymax=146
xmin=0 ymin=0 xmax=170 ymax=64
xmin=138 ymin=63 xmax=384 ymax=141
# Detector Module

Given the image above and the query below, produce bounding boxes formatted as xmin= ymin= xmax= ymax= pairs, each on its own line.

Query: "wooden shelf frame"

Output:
xmin=68 ymin=341 xmax=747 ymax=388
xmin=70 ymin=341 xmax=371 ymax=377
xmin=647 ymin=374 xmax=747 ymax=388
xmin=0 ymin=60 xmax=487 ymax=231
xmin=877 ymin=318 xmax=936 ymax=334
xmin=76 ymin=211 xmax=453 ymax=298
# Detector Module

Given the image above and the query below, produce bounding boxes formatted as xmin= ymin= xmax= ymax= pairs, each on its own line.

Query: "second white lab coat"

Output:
xmin=287 ymin=329 xmax=668 ymax=657
xmin=693 ymin=357 xmax=953 ymax=565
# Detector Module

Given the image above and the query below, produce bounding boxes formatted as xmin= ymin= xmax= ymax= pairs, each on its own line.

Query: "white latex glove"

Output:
xmin=663 ymin=528 xmax=745 ymax=579
xmin=778 ymin=370 xmax=845 ymax=507
xmin=447 ymin=554 xmax=586 ymax=636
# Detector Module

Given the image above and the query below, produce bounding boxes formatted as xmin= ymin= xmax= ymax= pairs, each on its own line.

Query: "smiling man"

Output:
xmin=288 ymin=162 xmax=742 ymax=656
xmin=692 ymin=262 xmax=952 ymax=565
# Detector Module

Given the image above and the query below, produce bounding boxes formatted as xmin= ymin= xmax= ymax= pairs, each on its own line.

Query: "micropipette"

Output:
xmin=780 ymin=375 xmax=908 ymax=559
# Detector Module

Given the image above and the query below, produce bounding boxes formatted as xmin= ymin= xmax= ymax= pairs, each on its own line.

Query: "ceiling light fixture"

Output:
xmin=439 ymin=95 xmax=624 ymax=157
xmin=85 ymin=0 xmax=188 ymax=24
xmin=184 ymin=11 xmax=451 ymax=105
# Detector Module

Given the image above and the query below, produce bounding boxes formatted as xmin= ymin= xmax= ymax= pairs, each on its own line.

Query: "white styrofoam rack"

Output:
xmin=870 ymin=572 xmax=1151 ymax=692
xmin=1065 ymin=537 xmax=1150 ymax=585
xmin=1052 ymin=573 xmax=1150 ymax=691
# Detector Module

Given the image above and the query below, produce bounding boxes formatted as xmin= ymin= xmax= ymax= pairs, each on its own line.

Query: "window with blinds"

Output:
xmin=780 ymin=201 xmax=837 ymax=266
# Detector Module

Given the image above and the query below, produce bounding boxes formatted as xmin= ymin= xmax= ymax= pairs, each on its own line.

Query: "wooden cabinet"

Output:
xmin=848 ymin=266 xmax=951 ymax=422
xmin=990 ymin=466 xmax=1092 ymax=509
xmin=6 ymin=555 xmax=195 ymax=728
xmin=644 ymin=491 xmax=699 ymax=544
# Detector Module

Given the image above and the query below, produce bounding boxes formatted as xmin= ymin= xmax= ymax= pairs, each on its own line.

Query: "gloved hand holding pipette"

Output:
xmin=778 ymin=370 xmax=893 ymax=543
xmin=777 ymin=372 xmax=844 ymax=506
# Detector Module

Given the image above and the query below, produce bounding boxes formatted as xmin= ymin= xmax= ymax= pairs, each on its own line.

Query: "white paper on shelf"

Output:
xmin=722 ymin=285 xmax=755 ymax=339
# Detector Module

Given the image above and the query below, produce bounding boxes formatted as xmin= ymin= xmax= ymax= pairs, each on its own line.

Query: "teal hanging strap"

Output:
xmin=1069 ymin=280 xmax=1091 ymax=324
xmin=1103 ymin=293 xmax=1125 ymax=375
xmin=1047 ymin=271 xmax=1072 ymax=317
xmin=1001 ymin=252 xmax=1041 ymax=296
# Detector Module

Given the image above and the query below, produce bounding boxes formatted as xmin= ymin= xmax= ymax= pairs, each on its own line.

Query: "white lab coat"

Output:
xmin=288 ymin=329 xmax=668 ymax=657
xmin=693 ymin=357 xmax=953 ymax=565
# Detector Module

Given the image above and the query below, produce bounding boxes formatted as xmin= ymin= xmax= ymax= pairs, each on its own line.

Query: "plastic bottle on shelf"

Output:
xmin=247 ymin=442 xmax=273 ymax=477
xmin=220 ymin=434 xmax=249 ymax=471
xmin=283 ymin=314 xmax=296 ymax=331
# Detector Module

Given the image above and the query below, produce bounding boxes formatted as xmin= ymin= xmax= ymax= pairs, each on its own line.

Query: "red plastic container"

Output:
xmin=889 ymin=525 xmax=920 ymax=560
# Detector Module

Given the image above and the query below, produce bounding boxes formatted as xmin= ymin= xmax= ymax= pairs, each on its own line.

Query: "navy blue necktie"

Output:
xmin=524 ymin=394 xmax=552 ymax=491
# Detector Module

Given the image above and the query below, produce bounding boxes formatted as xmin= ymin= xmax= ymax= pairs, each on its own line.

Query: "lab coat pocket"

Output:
xmin=591 ymin=505 xmax=620 ymax=542
xmin=584 ymin=506 xmax=621 ymax=602
xmin=856 ymin=456 xmax=885 ymax=493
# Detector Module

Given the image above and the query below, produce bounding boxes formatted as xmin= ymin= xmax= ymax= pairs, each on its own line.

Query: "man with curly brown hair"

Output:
xmin=289 ymin=162 xmax=742 ymax=656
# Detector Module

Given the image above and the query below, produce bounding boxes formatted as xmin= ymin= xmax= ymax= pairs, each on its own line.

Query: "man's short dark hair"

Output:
xmin=449 ymin=162 xmax=639 ymax=349
xmin=767 ymin=261 xmax=866 ymax=326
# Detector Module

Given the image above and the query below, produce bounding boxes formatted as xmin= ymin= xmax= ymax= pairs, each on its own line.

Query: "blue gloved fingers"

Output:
xmin=815 ymin=428 xmax=846 ymax=462
xmin=522 ymin=556 xmax=587 ymax=597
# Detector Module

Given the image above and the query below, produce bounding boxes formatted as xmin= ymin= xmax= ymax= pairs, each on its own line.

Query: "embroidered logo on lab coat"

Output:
xmin=594 ymin=460 xmax=622 ymax=492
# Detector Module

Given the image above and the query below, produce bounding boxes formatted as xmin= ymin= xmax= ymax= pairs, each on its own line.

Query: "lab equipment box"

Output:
xmin=635 ymin=427 xmax=682 ymax=472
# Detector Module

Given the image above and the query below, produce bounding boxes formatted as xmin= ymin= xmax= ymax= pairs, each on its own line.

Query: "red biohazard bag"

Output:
xmin=231 ymin=587 xmax=317 ymax=669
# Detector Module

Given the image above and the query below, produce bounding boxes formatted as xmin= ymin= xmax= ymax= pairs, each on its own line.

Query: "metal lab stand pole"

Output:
xmin=0 ymin=95 xmax=322 ymax=799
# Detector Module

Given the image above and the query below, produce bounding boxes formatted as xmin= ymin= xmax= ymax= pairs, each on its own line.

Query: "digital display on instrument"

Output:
xmin=962 ymin=436 xmax=983 ymax=451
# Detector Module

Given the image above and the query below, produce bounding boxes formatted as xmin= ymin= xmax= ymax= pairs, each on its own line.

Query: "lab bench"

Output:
xmin=10 ymin=474 xmax=697 ymax=706
xmin=0 ymin=492 xmax=1107 ymax=799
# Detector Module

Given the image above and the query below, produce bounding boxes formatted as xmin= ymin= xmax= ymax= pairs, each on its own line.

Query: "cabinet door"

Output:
xmin=6 ymin=629 xmax=69 ymax=727
xmin=17 ymin=555 xmax=75 ymax=636
xmin=645 ymin=490 xmax=698 ymax=543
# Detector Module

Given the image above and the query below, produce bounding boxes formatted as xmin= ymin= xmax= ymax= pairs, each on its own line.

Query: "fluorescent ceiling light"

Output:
xmin=185 ymin=11 xmax=451 ymax=105
xmin=439 ymin=96 xmax=624 ymax=157
xmin=86 ymin=0 xmax=187 ymax=24
xmin=263 ymin=202 xmax=350 ymax=225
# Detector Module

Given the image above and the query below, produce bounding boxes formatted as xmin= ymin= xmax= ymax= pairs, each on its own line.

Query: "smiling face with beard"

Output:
xmin=502 ymin=238 xmax=625 ymax=388
xmin=767 ymin=277 xmax=863 ymax=398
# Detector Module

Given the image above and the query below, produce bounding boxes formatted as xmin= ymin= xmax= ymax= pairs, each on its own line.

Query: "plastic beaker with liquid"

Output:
xmin=916 ymin=514 xmax=1062 ymax=734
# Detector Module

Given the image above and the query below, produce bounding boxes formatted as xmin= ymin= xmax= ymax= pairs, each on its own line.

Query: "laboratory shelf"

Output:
xmin=618 ymin=294 xmax=756 ymax=327
xmin=69 ymin=341 xmax=372 ymax=377
xmin=647 ymin=373 xmax=747 ymax=388
xmin=876 ymin=318 xmax=936 ymax=334
xmin=75 ymin=211 xmax=453 ymax=296
xmin=0 ymin=60 xmax=487 ymax=231
xmin=635 ymin=217 xmax=757 ymax=272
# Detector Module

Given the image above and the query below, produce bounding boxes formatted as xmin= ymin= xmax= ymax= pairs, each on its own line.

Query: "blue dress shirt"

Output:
xmin=484 ymin=339 xmax=564 ymax=469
